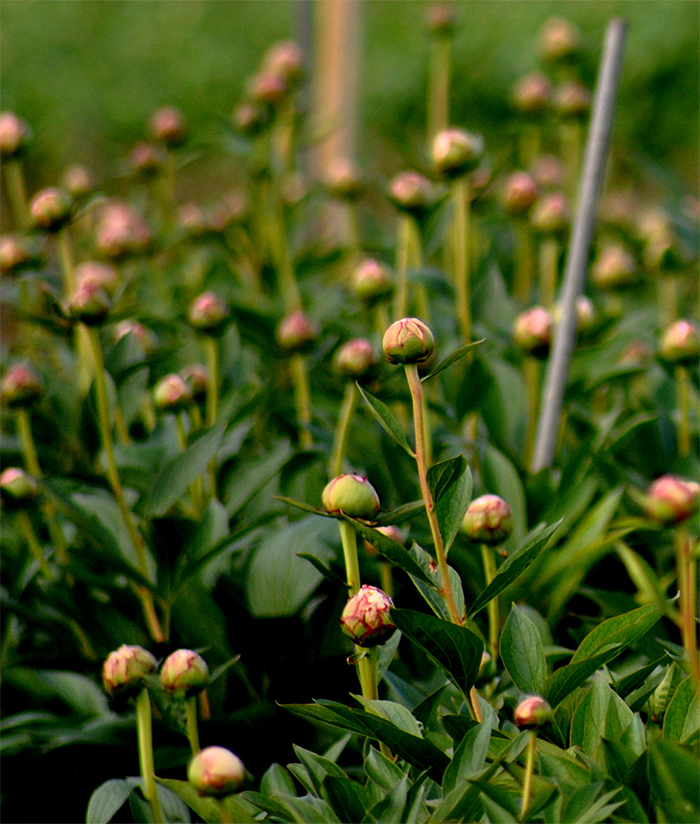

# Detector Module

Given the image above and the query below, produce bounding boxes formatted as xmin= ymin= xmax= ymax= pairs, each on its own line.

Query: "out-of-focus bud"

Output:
xmin=181 ymin=364 xmax=209 ymax=402
xmin=213 ymin=190 xmax=248 ymax=228
xmin=188 ymin=292 xmax=229 ymax=335
xmin=531 ymin=155 xmax=567 ymax=191
xmin=1 ymin=364 xmax=43 ymax=408
xmin=619 ymin=339 xmax=651 ymax=367
xmin=530 ymin=191 xmax=570 ymax=235
xmin=0 ymin=467 xmax=39 ymax=508
xmin=599 ymin=190 xmax=638 ymax=232
xmin=552 ymin=295 xmax=596 ymax=334
xmin=262 ymin=40 xmax=304 ymax=87
xmin=113 ymin=319 xmax=155 ymax=353
xmin=461 ymin=494 xmax=514 ymax=545
xmin=643 ymin=475 xmax=700 ymax=526
xmin=341 ymin=585 xmax=396 ymax=647
xmin=96 ymin=201 xmax=152 ymax=260
xmin=513 ymin=306 xmax=553 ymax=358
xmin=426 ymin=2 xmax=457 ymax=37
xmin=364 ymin=524 xmax=406 ymax=557
xmin=322 ymin=474 xmax=380 ymax=519
xmin=130 ymin=142 xmax=166 ymax=177
xmin=644 ymin=228 xmax=683 ymax=272
xmin=539 ymin=17 xmax=581 ymax=64
xmin=334 ymin=339 xmax=380 ymax=383
xmin=178 ymin=203 xmax=209 ymax=238
xmin=0 ymin=234 xmax=42 ymax=276
xmin=76 ymin=261 xmax=120 ymax=296
xmin=249 ymin=71 xmax=289 ymax=108
xmin=512 ymin=73 xmax=551 ymax=116
xmin=232 ymin=100 xmax=269 ymax=136
xmin=276 ymin=310 xmax=318 ymax=354
xmin=153 ymin=374 xmax=192 ymax=413
xmin=102 ymin=644 xmax=157 ymax=697
xmin=591 ymin=244 xmax=637 ymax=291
xmin=352 ymin=258 xmax=394 ymax=305
xmin=382 ymin=317 xmax=435 ymax=365
xmin=553 ymin=81 xmax=591 ymax=119
xmin=149 ymin=106 xmax=188 ymax=148
xmin=324 ymin=157 xmax=364 ymax=201
xmin=188 ymin=746 xmax=246 ymax=798
xmin=67 ymin=280 xmax=111 ymax=325
xmin=387 ymin=172 xmax=436 ymax=218
xmin=0 ymin=112 xmax=31 ymax=159
xmin=160 ymin=649 xmax=209 ymax=697
xmin=501 ymin=172 xmax=539 ymax=217
xmin=659 ymin=320 xmax=700 ymax=365
xmin=281 ymin=171 xmax=307 ymax=207
xmin=62 ymin=164 xmax=95 ymax=200
xmin=432 ymin=128 xmax=483 ymax=178
xmin=514 ymin=695 xmax=553 ymax=729
xmin=29 ymin=188 xmax=73 ymax=233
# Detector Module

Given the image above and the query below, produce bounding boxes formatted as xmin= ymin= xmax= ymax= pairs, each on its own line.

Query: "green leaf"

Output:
xmin=225 ymin=440 xmax=293 ymax=516
xmin=356 ymin=384 xmax=414 ymax=456
xmin=570 ymin=676 xmax=633 ymax=757
xmin=427 ymin=456 xmax=472 ymax=553
xmin=352 ymin=697 xmax=423 ymax=737
xmin=375 ymin=499 xmax=425 ymax=526
xmin=377 ymin=629 xmax=402 ymax=682
xmin=364 ymin=745 xmax=406 ymax=791
xmin=420 ymin=339 xmax=485 ymax=382
xmin=407 ymin=542 xmax=465 ymax=621
xmin=364 ymin=774 xmax=408 ymax=823
xmin=442 ymin=719 xmax=494 ymax=794
xmin=144 ymin=423 xmax=226 ymax=517
xmin=275 ymin=496 xmax=333 ymax=516
xmin=297 ymin=553 xmax=347 ymax=587
xmin=648 ymin=739 xmax=700 ymax=824
xmin=664 ymin=677 xmax=700 ymax=744
xmin=391 ymin=609 xmax=484 ymax=700
xmin=474 ymin=780 xmax=519 ymax=821
xmin=292 ymin=743 xmax=348 ymax=794
xmin=259 ymin=763 xmax=296 ymax=797
xmin=157 ymin=777 xmax=258 ymax=823
xmin=467 ymin=520 xmax=562 ymax=619
xmin=545 ymin=647 xmax=623 ymax=709
xmin=37 ymin=670 xmax=110 ymax=718
xmin=500 ymin=604 xmax=547 ymax=696
xmin=322 ymin=775 xmax=370 ymax=824
xmin=86 ymin=778 xmax=139 ymax=824
xmin=571 ymin=604 xmax=662 ymax=664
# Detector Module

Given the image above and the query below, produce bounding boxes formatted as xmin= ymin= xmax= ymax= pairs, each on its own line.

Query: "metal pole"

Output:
xmin=531 ymin=18 xmax=629 ymax=473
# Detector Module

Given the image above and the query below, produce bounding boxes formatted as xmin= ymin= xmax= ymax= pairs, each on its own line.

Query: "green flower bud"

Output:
xmin=461 ymin=494 xmax=513 ymax=545
xmin=659 ymin=320 xmax=699 ymax=366
xmin=188 ymin=292 xmax=229 ymax=335
xmin=512 ymin=73 xmax=551 ymax=117
xmin=513 ymin=306 xmax=552 ymax=359
xmin=643 ymin=475 xmax=700 ymax=526
xmin=0 ymin=111 xmax=31 ymax=159
xmin=102 ymin=644 xmax=157 ymax=698
xmin=501 ymin=172 xmax=539 ymax=217
xmin=276 ymin=311 xmax=318 ymax=354
xmin=160 ymin=649 xmax=209 ymax=697
xmin=67 ymin=281 xmax=111 ymax=326
xmin=188 ymin=746 xmax=246 ymax=798
xmin=530 ymin=191 xmax=570 ymax=235
xmin=432 ymin=128 xmax=483 ymax=178
xmin=382 ymin=317 xmax=435 ymax=365
xmin=352 ymin=258 xmax=394 ymax=305
xmin=387 ymin=171 xmax=436 ymax=218
xmin=149 ymin=106 xmax=188 ymax=148
xmin=322 ymin=474 xmax=380 ymax=519
xmin=334 ymin=339 xmax=380 ymax=383
xmin=514 ymin=695 xmax=553 ymax=729
xmin=0 ymin=467 xmax=39 ymax=508
xmin=153 ymin=374 xmax=192 ymax=413
xmin=340 ymin=585 xmax=396 ymax=647
xmin=29 ymin=187 xmax=74 ymax=233
xmin=1 ymin=364 xmax=42 ymax=408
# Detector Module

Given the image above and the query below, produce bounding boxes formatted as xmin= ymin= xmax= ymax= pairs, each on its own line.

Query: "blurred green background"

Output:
xmin=1 ymin=0 xmax=698 ymax=198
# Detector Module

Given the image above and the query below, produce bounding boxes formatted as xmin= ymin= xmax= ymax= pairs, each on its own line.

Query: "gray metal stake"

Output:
xmin=531 ymin=18 xmax=629 ymax=473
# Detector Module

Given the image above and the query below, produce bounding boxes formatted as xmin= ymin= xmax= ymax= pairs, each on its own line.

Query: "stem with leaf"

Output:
xmin=520 ymin=730 xmax=537 ymax=820
xmin=329 ymin=382 xmax=359 ymax=478
xmin=675 ymin=525 xmax=699 ymax=689
xmin=186 ymin=696 xmax=201 ymax=755
xmin=481 ymin=544 xmax=499 ymax=661
xmin=136 ymin=688 xmax=164 ymax=824
xmin=453 ymin=176 xmax=472 ymax=344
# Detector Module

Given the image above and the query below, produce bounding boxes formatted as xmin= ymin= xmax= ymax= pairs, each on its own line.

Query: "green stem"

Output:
xmin=658 ymin=275 xmax=678 ymax=330
xmin=453 ymin=177 xmax=472 ymax=343
xmin=204 ymin=336 xmax=219 ymax=428
xmin=185 ymin=696 xmax=201 ymax=755
xmin=273 ymin=194 xmax=302 ymax=312
xmin=290 ymin=354 xmax=313 ymax=449
xmin=675 ymin=526 xmax=700 ymax=690
xmin=405 ymin=365 xmax=461 ymax=625
xmin=481 ymin=544 xmax=499 ymax=661
xmin=4 ymin=159 xmax=29 ymax=229
xmin=394 ymin=215 xmax=412 ymax=320
xmin=18 ymin=510 xmax=54 ymax=580
xmin=539 ymin=237 xmax=558 ymax=308
xmin=136 ymin=688 xmax=164 ymax=824
xmin=676 ymin=365 xmax=690 ymax=459
xmin=514 ymin=220 xmax=535 ymax=304
xmin=218 ymin=799 xmax=234 ymax=824
xmin=339 ymin=520 xmax=362 ymax=596
xmin=56 ymin=228 xmax=77 ymax=296
xmin=520 ymin=730 xmax=537 ymax=821
xmin=524 ymin=357 xmax=541 ymax=468
xmin=85 ymin=325 xmax=164 ymax=642
xmin=329 ymin=382 xmax=358 ymax=478
xmin=380 ymin=560 xmax=393 ymax=599
xmin=427 ymin=35 xmax=450 ymax=142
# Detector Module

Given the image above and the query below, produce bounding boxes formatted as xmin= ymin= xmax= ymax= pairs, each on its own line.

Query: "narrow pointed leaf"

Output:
xmin=356 ymin=384 xmax=414 ymax=455
xmin=420 ymin=339 xmax=485 ymax=382
xmin=570 ymin=603 xmax=662 ymax=664
xmin=664 ymin=677 xmax=700 ymax=744
xmin=546 ymin=646 xmax=622 ymax=708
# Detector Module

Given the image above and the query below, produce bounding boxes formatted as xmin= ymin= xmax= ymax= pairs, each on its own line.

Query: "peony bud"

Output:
xmin=539 ymin=17 xmax=581 ymax=64
xmin=276 ymin=311 xmax=318 ymax=354
xmin=181 ymin=364 xmax=209 ymax=402
xmin=513 ymin=307 xmax=553 ymax=358
xmin=130 ymin=142 xmax=166 ymax=177
xmin=153 ymin=374 xmax=192 ymax=413
xmin=591 ymin=244 xmax=637 ymax=291
xmin=512 ymin=73 xmax=551 ymax=117
xmin=96 ymin=201 xmax=152 ymax=260
xmin=1 ymin=364 xmax=42 ymax=408
xmin=76 ymin=261 xmax=119 ymax=296
xmin=62 ymin=164 xmax=95 ymax=199
xmin=426 ymin=2 xmax=457 ymax=37
xmin=334 ymin=339 xmax=380 ymax=383
xmin=324 ymin=157 xmax=364 ymax=201
xmin=659 ymin=320 xmax=700 ymax=366
xmin=432 ymin=128 xmax=483 ymax=178
xmin=352 ymin=258 xmax=394 ymax=305
xmin=322 ymin=474 xmax=380 ymax=519
xmin=531 ymin=155 xmax=567 ymax=191
xmin=160 ymin=649 xmax=209 ymax=697
xmin=29 ymin=187 xmax=73 ymax=233
xmin=461 ymin=494 xmax=513 ymax=545
xmin=232 ymin=100 xmax=269 ymax=136
xmin=249 ymin=71 xmax=289 ymax=107
xmin=0 ymin=112 xmax=31 ymax=159
xmin=149 ymin=106 xmax=188 ymax=147
xmin=552 ymin=295 xmax=596 ymax=334
xmin=0 ymin=234 xmax=42 ymax=276
xmin=113 ymin=319 xmax=155 ymax=353
xmin=262 ymin=40 xmax=304 ymax=87
xmin=382 ymin=317 xmax=435 ymax=365
xmin=188 ymin=746 xmax=246 ymax=798
xmin=553 ymin=81 xmax=591 ymax=119
xmin=102 ymin=644 xmax=157 ymax=697
xmin=501 ymin=172 xmax=539 ymax=217
xmin=530 ymin=191 xmax=570 ymax=235
xmin=67 ymin=280 xmax=111 ymax=325
xmin=514 ymin=695 xmax=553 ymax=729
xmin=340 ymin=585 xmax=396 ymax=648
xmin=188 ymin=292 xmax=229 ymax=335
xmin=387 ymin=171 xmax=436 ymax=218
xmin=0 ymin=467 xmax=39 ymax=507
xmin=643 ymin=475 xmax=700 ymax=526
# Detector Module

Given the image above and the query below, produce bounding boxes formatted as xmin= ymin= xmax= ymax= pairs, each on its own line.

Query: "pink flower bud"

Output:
xmin=96 ymin=201 xmax=152 ymax=260
xmin=0 ymin=467 xmax=38 ymax=507
xmin=388 ymin=172 xmax=436 ymax=217
xmin=382 ymin=317 xmax=435 ymax=365
xmin=67 ymin=281 xmax=111 ymax=326
xmin=322 ymin=474 xmax=380 ymax=519
xmin=552 ymin=296 xmax=596 ymax=334
xmin=149 ymin=106 xmax=188 ymax=147
xmin=29 ymin=187 xmax=74 ymax=233
xmin=62 ymin=164 xmax=95 ymax=199
xmin=426 ymin=2 xmax=457 ymax=37
xmin=501 ymin=172 xmax=539 ymax=217
xmin=113 ymin=319 xmax=155 ymax=354
xmin=324 ymin=157 xmax=364 ymax=201
xmin=160 ymin=649 xmax=209 ymax=696
xmin=188 ymin=746 xmax=246 ymax=798
xmin=352 ymin=258 xmax=394 ymax=305
xmin=591 ymin=244 xmax=637 ymax=291
xmin=0 ymin=234 xmax=42 ymax=276
xmin=0 ymin=111 xmax=31 ymax=159
xmin=432 ymin=128 xmax=483 ymax=178
xmin=660 ymin=320 xmax=700 ymax=365
xmin=181 ymin=364 xmax=209 ymax=402
xmin=249 ymin=71 xmax=289 ymax=107
xmin=262 ymin=40 xmax=304 ymax=86
xmin=232 ymin=100 xmax=269 ymax=136
xmin=644 ymin=475 xmax=700 ymax=526
xmin=512 ymin=73 xmax=551 ymax=116
xmin=102 ymin=644 xmax=157 ymax=697
xmin=553 ymin=81 xmax=591 ymax=119
xmin=530 ymin=191 xmax=570 ymax=235
xmin=153 ymin=374 xmax=192 ymax=413
xmin=539 ymin=17 xmax=581 ymax=64
xmin=276 ymin=311 xmax=318 ymax=353
xmin=340 ymin=585 xmax=396 ymax=648
xmin=461 ymin=494 xmax=514 ymax=545
xmin=130 ymin=142 xmax=166 ymax=177
xmin=1 ymin=364 xmax=43 ymax=408
xmin=514 ymin=695 xmax=553 ymax=728
xmin=188 ymin=292 xmax=229 ymax=335
xmin=334 ymin=339 xmax=380 ymax=383
xmin=513 ymin=306 xmax=553 ymax=358
xmin=75 ymin=261 xmax=119 ymax=296
xmin=531 ymin=155 xmax=567 ymax=191
xmin=364 ymin=524 xmax=407 ymax=557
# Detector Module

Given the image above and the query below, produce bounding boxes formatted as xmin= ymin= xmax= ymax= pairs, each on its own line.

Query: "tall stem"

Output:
xmin=394 ymin=215 xmax=411 ymax=320
xmin=18 ymin=511 xmax=54 ymax=581
xmin=290 ymin=354 xmax=313 ymax=449
xmin=539 ymin=237 xmax=559 ymax=308
xmin=524 ymin=357 xmax=541 ymax=468
xmin=481 ymin=544 xmax=499 ymax=661
xmin=339 ymin=520 xmax=362 ymax=596
xmin=204 ymin=336 xmax=219 ymax=428
xmin=521 ymin=730 xmax=537 ymax=820
xmin=676 ymin=365 xmax=690 ymax=458
xmin=453 ymin=177 xmax=472 ymax=343
xmin=405 ymin=365 xmax=461 ymax=625
xmin=514 ymin=220 xmax=535 ymax=304
xmin=136 ymin=688 xmax=164 ymax=824
xmin=185 ymin=696 xmax=200 ymax=755
xmin=4 ymin=159 xmax=29 ymax=229
xmin=329 ymin=382 xmax=358 ymax=478
xmin=675 ymin=526 xmax=699 ymax=689
xmin=427 ymin=35 xmax=450 ymax=143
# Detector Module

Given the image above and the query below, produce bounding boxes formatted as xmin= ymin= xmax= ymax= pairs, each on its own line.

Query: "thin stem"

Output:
xmin=481 ymin=544 xmax=499 ymax=662
xmin=394 ymin=215 xmax=411 ymax=320
xmin=329 ymin=382 xmax=358 ymax=478
xmin=85 ymin=325 xmax=164 ymax=642
xmin=676 ymin=365 xmax=690 ymax=458
xmin=427 ymin=35 xmax=450 ymax=142
xmin=339 ymin=520 xmax=362 ymax=596
xmin=4 ymin=159 xmax=29 ymax=230
xmin=658 ymin=275 xmax=678 ymax=330
xmin=469 ymin=686 xmax=483 ymax=723
xmin=675 ymin=526 xmax=700 ymax=689
xmin=520 ymin=730 xmax=537 ymax=820
xmin=539 ymin=237 xmax=559 ymax=308
xmin=380 ymin=560 xmax=393 ymax=599
xmin=290 ymin=354 xmax=313 ymax=449
xmin=16 ymin=408 xmax=40 ymax=477
xmin=204 ymin=336 xmax=219 ymax=428
xmin=18 ymin=511 xmax=54 ymax=580
xmin=524 ymin=357 xmax=541 ymax=468
xmin=56 ymin=228 xmax=78 ymax=296
xmin=185 ymin=696 xmax=200 ymax=755
xmin=405 ymin=365 xmax=461 ymax=625
xmin=453 ymin=177 xmax=472 ymax=343
xmin=136 ymin=688 xmax=164 ymax=824
xmin=514 ymin=220 xmax=535 ymax=304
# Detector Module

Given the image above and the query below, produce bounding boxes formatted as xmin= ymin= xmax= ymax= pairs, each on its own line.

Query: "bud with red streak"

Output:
xmin=461 ymin=494 xmax=514 ymax=545
xmin=160 ymin=649 xmax=209 ymax=697
xmin=514 ymin=694 xmax=553 ymax=728
xmin=383 ymin=317 xmax=435 ymax=365
xmin=102 ymin=644 xmax=157 ymax=697
xmin=340 ymin=585 xmax=396 ymax=647
xmin=322 ymin=474 xmax=380 ymax=519
xmin=188 ymin=746 xmax=246 ymax=797
xmin=643 ymin=475 xmax=700 ymax=526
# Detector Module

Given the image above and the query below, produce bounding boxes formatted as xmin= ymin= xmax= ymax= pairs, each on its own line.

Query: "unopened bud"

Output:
xmin=232 ymin=101 xmax=269 ymax=136
xmin=276 ymin=311 xmax=318 ymax=354
xmin=552 ymin=295 xmax=596 ymax=334
xmin=591 ymin=244 xmax=637 ymax=291
xmin=262 ymin=40 xmax=304 ymax=87
xmin=154 ymin=374 xmax=192 ymax=413
xmin=149 ymin=106 xmax=188 ymax=147
xmin=530 ymin=191 xmax=570 ymax=235
xmin=0 ymin=112 xmax=31 ymax=159
xmin=382 ymin=317 xmax=435 ymax=365
xmin=67 ymin=281 xmax=111 ymax=325
xmin=659 ymin=320 xmax=700 ymax=365
xmin=188 ymin=746 xmax=246 ymax=798
xmin=539 ymin=17 xmax=581 ymax=64
xmin=62 ymin=164 xmax=95 ymax=199
xmin=0 ymin=467 xmax=39 ymax=507
xmin=388 ymin=171 xmax=436 ymax=217
xmin=76 ymin=261 xmax=119 ymax=296
xmin=513 ymin=306 xmax=553 ymax=358
xmin=512 ymin=73 xmax=551 ymax=116
xmin=427 ymin=2 xmax=457 ymax=37
xmin=322 ymin=474 xmax=380 ymax=519
xmin=130 ymin=142 xmax=166 ymax=177
xmin=1 ymin=364 xmax=43 ymax=408
xmin=249 ymin=71 xmax=289 ymax=107
xmin=432 ymin=128 xmax=483 ymax=178
xmin=188 ymin=292 xmax=229 ymax=335
xmin=325 ymin=157 xmax=364 ymax=200
xmin=0 ymin=234 xmax=42 ymax=276
xmin=102 ymin=644 xmax=157 ymax=697
xmin=96 ymin=201 xmax=152 ymax=260
xmin=340 ymin=585 xmax=396 ymax=647
xmin=501 ymin=172 xmax=539 ymax=217
xmin=531 ymin=155 xmax=567 ymax=191
xmin=352 ymin=258 xmax=394 ymax=305
xmin=160 ymin=649 xmax=209 ymax=697
xmin=553 ymin=81 xmax=591 ymax=119
xmin=334 ymin=339 xmax=380 ymax=383
xmin=461 ymin=494 xmax=513 ymax=545
xmin=514 ymin=695 xmax=553 ymax=729
xmin=643 ymin=475 xmax=700 ymax=526
xmin=181 ymin=364 xmax=209 ymax=401
xmin=113 ymin=319 xmax=155 ymax=353
xmin=29 ymin=187 xmax=73 ymax=233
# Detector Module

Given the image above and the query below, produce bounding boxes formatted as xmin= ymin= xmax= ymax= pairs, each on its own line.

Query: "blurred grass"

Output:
xmin=1 ymin=0 xmax=698 ymax=195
